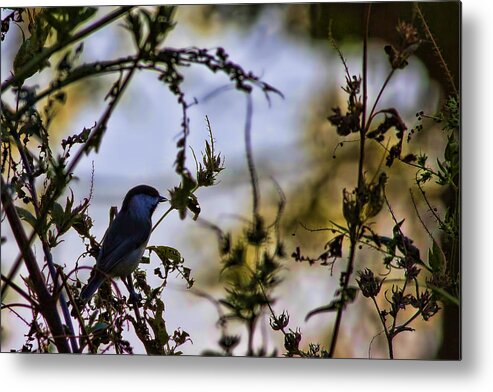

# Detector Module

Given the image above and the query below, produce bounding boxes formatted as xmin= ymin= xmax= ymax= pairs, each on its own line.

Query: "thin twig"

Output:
xmin=414 ymin=4 xmax=458 ymax=97
xmin=359 ymin=4 xmax=371 ymax=189
xmin=368 ymin=328 xmax=386 ymax=359
xmin=12 ymin=56 xmax=139 ymax=121
xmin=151 ymin=205 xmax=174 ymax=233
xmin=409 ymin=188 xmax=436 ymax=242
xmin=244 ymin=94 xmax=260 ymax=217
xmin=366 ymin=69 xmax=396 ymax=131
xmin=1 ymin=273 xmax=40 ymax=308
xmin=1 ymin=230 xmax=36 ymax=300
xmin=56 ymin=266 xmax=96 ymax=353
xmin=416 ymin=179 xmax=444 ymax=227
xmin=65 ymin=57 xmax=140 ymax=176
xmin=371 ymin=296 xmax=393 ymax=359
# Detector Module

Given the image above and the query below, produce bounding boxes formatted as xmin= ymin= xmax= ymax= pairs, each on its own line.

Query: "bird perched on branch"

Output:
xmin=80 ymin=185 xmax=166 ymax=304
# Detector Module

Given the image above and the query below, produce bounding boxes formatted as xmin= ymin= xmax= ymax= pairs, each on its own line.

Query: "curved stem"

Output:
xmin=371 ymin=296 xmax=393 ymax=359
xmin=12 ymin=56 xmax=139 ymax=121
xmin=366 ymin=69 xmax=395 ymax=132
xmin=151 ymin=205 xmax=174 ymax=233
xmin=244 ymin=94 xmax=260 ymax=218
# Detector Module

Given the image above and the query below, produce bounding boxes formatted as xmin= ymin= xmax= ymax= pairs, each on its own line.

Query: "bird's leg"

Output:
xmin=125 ymin=275 xmax=141 ymax=303
xmin=124 ymin=275 xmax=142 ymax=323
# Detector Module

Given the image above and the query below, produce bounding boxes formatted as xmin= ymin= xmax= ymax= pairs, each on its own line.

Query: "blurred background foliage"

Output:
xmin=1 ymin=2 xmax=459 ymax=358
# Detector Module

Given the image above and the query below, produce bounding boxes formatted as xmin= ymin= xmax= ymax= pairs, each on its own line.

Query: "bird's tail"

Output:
xmin=80 ymin=273 xmax=105 ymax=304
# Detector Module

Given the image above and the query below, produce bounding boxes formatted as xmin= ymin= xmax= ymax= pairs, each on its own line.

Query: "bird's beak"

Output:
xmin=158 ymin=195 xmax=167 ymax=203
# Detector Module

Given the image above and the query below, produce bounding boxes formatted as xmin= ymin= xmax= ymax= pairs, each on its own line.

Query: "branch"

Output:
xmin=371 ymin=296 xmax=393 ymax=359
xmin=12 ymin=56 xmax=139 ymax=121
xmin=9 ymin=104 xmax=79 ymax=352
xmin=1 ymin=273 xmax=40 ymax=308
xmin=328 ymin=4 xmax=371 ymax=358
xmin=0 ymin=230 xmax=36 ymax=301
xmin=1 ymin=6 xmax=133 ymax=92
xmin=64 ymin=47 xmax=141 ymax=177
xmin=244 ymin=93 xmax=260 ymax=217
xmin=1 ymin=176 xmax=70 ymax=353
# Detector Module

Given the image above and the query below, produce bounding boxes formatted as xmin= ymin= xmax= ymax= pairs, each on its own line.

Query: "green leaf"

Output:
xmin=125 ymin=11 xmax=143 ymax=49
xmin=50 ymin=201 xmax=65 ymax=230
xmin=149 ymin=298 xmax=169 ymax=347
xmin=90 ymin=322 xmax=109 ymax=333
xmin=305 ymin=286 xmax=359 ymax=322
xmin=43 ymin=7 xmax=97 ymax=39
xmin=15 ymin=206 xmax=37 ymax=228
xmin=218 ymin=299 xmax=237 ymax=311
xmin=427 ymin=284 xmax=459 ymax=306
xmin=305 ymin=300 xmax=341 ymax=321
xmin=13 ymin=10 xmax=51 ymax=80
xmin=428 ymin=239 xmax=446 ymax=274
xmin=148 ymin=245 xmax=182 ymax=265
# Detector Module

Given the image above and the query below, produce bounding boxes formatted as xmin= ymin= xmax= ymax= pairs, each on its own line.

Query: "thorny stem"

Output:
xmin=374 ymin=139 xmax=441 ymax=176
xmin=328 ymin=3 xmax=371 ymax=359
xmin=416 ymin=179 xmax=446 ymax=230
xmin=247 ymin=259 xmax=307 ymax=357
xmin=414 ymin=4 xmax=458 ymax=98
xmin=390 ymin=278 xmax=409 ymax=340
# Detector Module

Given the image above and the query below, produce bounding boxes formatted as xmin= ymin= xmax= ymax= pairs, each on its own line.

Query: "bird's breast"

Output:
xmin=110 ymin=242 xmax=148 ymax=278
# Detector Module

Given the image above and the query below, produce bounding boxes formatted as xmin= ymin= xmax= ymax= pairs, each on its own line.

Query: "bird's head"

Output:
xmin=121 ymin=185 xmax=167 ymax=218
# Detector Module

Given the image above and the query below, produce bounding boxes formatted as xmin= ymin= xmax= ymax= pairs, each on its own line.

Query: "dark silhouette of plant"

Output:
xmin=290 ymin=4 xmax=459 ymax=359
xmin=1 ymin=4 xmax=459 ymax=358
xmin=1 ymin=6 xmax=280 ymax=354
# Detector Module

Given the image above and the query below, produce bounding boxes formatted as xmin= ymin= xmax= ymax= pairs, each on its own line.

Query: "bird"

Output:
xmin=80 ymin=185 xmax=167 ymax=304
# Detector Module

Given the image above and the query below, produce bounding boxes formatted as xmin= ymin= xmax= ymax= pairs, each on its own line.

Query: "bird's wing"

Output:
xmin=97 ymin=212 xmax=150 ymax=273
